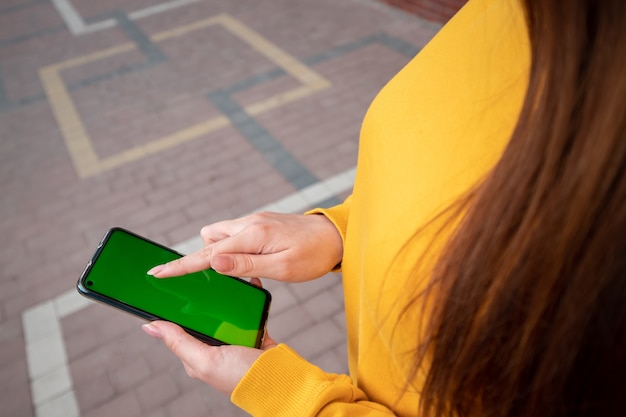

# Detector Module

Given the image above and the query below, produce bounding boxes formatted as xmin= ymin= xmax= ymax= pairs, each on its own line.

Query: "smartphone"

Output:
xmin=77 ymin=227 xmax=271 ymax=348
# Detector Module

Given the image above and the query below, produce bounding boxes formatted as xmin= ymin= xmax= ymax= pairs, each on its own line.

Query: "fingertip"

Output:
xmin=142 ymin=323 xmax=163 ymax=339
xmin=147 ymin=264 xmax=166 ymax=277
xmin=144 ymin=320 xmax=187 ymax=341
xmin=200 ymin=224 xmax=211 ymax=239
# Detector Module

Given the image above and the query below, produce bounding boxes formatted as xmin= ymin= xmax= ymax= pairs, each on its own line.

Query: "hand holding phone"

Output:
xmin=141 ymin=318 xmax=277 ymax=395
xmin=77 ymin=228 xmax=271 ymax=348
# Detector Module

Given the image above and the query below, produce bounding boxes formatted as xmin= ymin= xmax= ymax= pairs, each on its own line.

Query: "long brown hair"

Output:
xmin=412 ymin=1 xmax=626 ymax=416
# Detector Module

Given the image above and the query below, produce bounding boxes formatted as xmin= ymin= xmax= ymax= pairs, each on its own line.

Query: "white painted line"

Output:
xmin=53 ymin=290 xmax=91 ymax=319
xmin=23 ymin=301 xmax=61 ymax=345
xmin=326 ymin=170 xmax=356 ymax=195
xmin=129 ymin=0 xmax=200 ymax=20
xmin=300 ymin=181 xmax=333 ymax=205
xmin=52 ymin=0 xmax=202 ymax=36
xmin=79 ymin=19 xmax=117 ymax=35
xmin=22 ymin=168 xmax=354 ymax=416
xmin=26 ymin=333 xmax=68 ymax=381
xmin=266 ymin=193 xmax=310 ymax=215
xmin=50 ymin=0 xmax=86 ymax=36
xmin=31 ymin=366 xmax=73 ymax=407
xmin=36 ymin=391 xmax=79 ymax=417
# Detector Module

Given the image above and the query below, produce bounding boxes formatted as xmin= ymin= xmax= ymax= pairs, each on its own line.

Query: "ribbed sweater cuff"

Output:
xmin=231 ymin=344 xmax=333 ymax=417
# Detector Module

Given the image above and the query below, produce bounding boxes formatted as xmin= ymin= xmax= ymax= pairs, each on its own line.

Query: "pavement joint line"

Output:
xmin=22 ymin=166 xmax=355 ymax=417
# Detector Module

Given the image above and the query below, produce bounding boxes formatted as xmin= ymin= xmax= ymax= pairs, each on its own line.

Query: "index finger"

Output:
xmin=147 ymin=245 xmax=213 ymax=278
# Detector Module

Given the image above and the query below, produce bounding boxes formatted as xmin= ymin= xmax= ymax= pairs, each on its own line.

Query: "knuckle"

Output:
xmin=252 ymin=211 xmax=271 ymax=220
xmin=240 ymin=255 xmax=256 ymax=274
xmin=248 ymin=222 xmax=271 ymax=239
xmin=200 ymin=226 xmax=212 ymax=242
xmin=198 ymin=246 xmax=212 ymax=262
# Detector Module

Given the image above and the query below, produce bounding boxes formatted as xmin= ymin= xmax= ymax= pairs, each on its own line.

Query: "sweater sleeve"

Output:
xmin=231 ymin=344 xmax=398 ymax=417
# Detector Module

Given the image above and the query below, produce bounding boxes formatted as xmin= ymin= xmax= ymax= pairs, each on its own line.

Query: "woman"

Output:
xmin=144 ymin=0 xmax=626 ymax=415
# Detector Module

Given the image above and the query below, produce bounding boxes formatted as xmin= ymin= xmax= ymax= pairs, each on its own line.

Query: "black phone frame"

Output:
xmin=76 ymin=227 xmax=271 ymax=349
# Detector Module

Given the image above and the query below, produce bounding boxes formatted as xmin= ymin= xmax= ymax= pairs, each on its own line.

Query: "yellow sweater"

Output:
xmin=232 ymin=0 xmax=530 ymax=415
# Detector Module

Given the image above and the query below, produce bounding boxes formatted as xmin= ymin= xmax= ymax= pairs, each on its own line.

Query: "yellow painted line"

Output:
xmin=97 ymin=116 xmax=231 ymax=173
xmin=246 ymin=82 xmax=330 ymax=116
xmin=49 ymin=43 xmax=136 ymax=71
xmin=217 ymin=14 xmax=328 ymax=87
xmin=150 ymin=15 xmax=222 ymax=42
xmin=40 ymin=14 xmax=331 ymax=178
xmin=39 ymin=67 xmax=100 ymax=178
xmin=151 ymin=14 xmax=330 ymax=90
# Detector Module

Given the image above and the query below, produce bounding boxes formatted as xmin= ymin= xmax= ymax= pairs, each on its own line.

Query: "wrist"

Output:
xmin=306 ymin=212 xmax=344 ymax=271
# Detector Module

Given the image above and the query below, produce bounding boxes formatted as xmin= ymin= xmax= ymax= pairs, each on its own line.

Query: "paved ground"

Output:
xmin=0 ymin=0 xmax=440 ymax=416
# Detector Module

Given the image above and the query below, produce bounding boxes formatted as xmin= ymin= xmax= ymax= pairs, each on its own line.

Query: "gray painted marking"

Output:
xmin=112 ymin=12 xmax=167 ymax=64
xmin=208 ymin=90 xmax=320 ymax=189
xmin=0 ymin=0 xmax=47 ymax=15
xmin=0 ymin=25 xmax=65 ymax=49
xmin=0 ymin=66 xmax=8 ymax=111
xmin=222 ymin=68 xmax=286 ymax=95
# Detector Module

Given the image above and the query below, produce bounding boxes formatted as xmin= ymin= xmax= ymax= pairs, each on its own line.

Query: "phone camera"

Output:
xmin=86 ymin=280 xmax=94 ymax=287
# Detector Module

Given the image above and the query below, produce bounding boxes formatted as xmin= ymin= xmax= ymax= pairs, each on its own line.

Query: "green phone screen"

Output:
xmin=78 ymin=228 xmax=270 ymax=348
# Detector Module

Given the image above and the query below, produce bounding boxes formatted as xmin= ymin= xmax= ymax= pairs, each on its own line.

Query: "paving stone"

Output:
xmin=75 ymin=372 xmax=116 ymax=412
xmin=82 ymin=392 xmax=142 ymax=417
xmin=134 ymin=372 xmax=180 ymax=411
xmin=302 ymin=287 xmax=346 ymax=323
xmin=288 ymin=272 xmax=343 ymax=302
xmin=264 ymin=282 xmax=299 ymax=316
xmin=267 ymin=303 xmax=315 ymax=341
xmin=311 ymin=346 xmax=350 ymax=375
xmin=108 ymin=356 xmax=152 ymax=392
xmin=285 ymin=320 xmax=347 ymax=361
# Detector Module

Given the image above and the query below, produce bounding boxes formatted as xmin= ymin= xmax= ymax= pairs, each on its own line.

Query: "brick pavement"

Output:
xmin=0 ymin=0 xmax=440 ymax=416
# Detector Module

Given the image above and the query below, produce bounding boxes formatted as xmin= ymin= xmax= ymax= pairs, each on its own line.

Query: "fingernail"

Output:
xmin=147 ymin=264 xmax=165 ymax=276
xmin=142 ymin=323 xmax=162 ymax=339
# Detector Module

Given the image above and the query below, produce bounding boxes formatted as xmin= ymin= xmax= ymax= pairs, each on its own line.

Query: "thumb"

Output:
xmin=211 ymin=253 xmax=264 ymax=277
xmin=142 ymin=321 xmax=211 ymax=366
xmin=141 ymin=321 xmax=263 ymax=395
xmin=210 ymin=254 xmax=237 ymax=274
